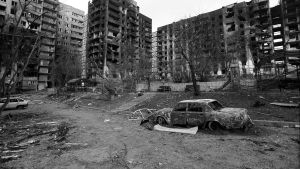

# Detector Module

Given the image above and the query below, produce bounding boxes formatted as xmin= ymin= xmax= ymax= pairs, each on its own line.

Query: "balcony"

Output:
xmin=108 ymin=11 xmax=120 ymax=19
xmin=41 ymin=39 xmax=55 ymax=45
xmin=108 ymin=17 xmax=120 ymax=25
xmin=42 ymin=31 xmax=55 ymax=38
xmin=40 ymin=46 xmax=55 ymax=53
xmin=45 ymin=0 xmax=59 ymax=5
xmin=26 ymin=17 xmax=42 ymax=25
xmin=108 ymin=25 xmax=120 ymax=33
xmin=43 ymin=11 xmax=57 ymax=18
xmin=42 ymin=17 xmax=56 ymax=25
xmin=39 ymin=53 xmax=52 ymax=60
xmin=107 ymin=39 xmax=119 ymax=46
xmin=108 ymin=3 xmax=120 ymax=13
xmin=42 ymin=24 xmax=56 ymax=32
xmin=71 ymin=33 xmax=83 ymax=40
xmin=43 ymin=3 xmax=56 ymax=11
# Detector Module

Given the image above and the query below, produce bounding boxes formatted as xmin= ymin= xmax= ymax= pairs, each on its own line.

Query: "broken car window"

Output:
xmin=188 ymin=103 xmax=203 ymax=112
xmin=208 ymin=101 xmax=224 ymax=111
xmin=174 ymin=103 xmax=187 ymax=111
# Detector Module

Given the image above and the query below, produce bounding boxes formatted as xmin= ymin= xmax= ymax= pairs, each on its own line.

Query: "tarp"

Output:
xmin=153 ymin=125 xmax=198 ymax=135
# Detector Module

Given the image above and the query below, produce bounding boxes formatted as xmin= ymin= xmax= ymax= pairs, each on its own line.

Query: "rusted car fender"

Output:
xmin=141 ymin=108 xmax=172 ymax=125
xmin=204 ymin=112 xmax=245 ymax=129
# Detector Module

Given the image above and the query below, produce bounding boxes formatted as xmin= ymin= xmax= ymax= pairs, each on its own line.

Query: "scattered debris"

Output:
xmin=17 ymin=139 xmax=40 ymax=147
xmin=54 ymin=122 xmax=70 ymax=142
xmin=290 ymin=138 xmax=300 ymax=144
xmin=270 ymin=102 xmax=299 ymax=108
xmin=104 ymin=119 xmax=111 ymax=123
xmin=129 ymin=109 xmax=156 ymax=120
xmin=47 ymin=142 xmax=88 ymax=151
xmin=153 ymin=125 xmax=198 ymax=135
xmin=264 ymin=147 xmax=276 ymax=152
xmin=0 ymin=155 xmax=21 ymax=163
xmin=252 ymin=100 xmax=265 ymax=107
xmin=140 ymin=121 xmax=155 ymax=130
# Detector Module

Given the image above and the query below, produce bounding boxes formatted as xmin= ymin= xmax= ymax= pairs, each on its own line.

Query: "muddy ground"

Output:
xmin=0 ymin=92 xmax=299 ymax=169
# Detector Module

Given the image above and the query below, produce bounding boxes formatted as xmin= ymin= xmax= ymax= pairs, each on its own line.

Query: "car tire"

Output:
xmin=17 ymin=106 xmax=24 ymax=110
xmin=157 ymin=117 xmax=167 ymax=126
xmin=208 ymin=121 xmax=220 ymax=131
xmin=241 ymin=125 xmax=250 ymax=132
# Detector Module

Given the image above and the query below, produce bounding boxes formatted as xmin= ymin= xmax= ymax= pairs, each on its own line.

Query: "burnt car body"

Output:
xmin=142 ymin=99 xmax=254 ymax=131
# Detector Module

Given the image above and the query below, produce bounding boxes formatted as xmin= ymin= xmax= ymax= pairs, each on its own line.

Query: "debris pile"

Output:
xmin=0 ymin=113 xmax=71 ymax=163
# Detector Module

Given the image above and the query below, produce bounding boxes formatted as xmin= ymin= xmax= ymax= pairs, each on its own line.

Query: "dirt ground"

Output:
xmin=1 ymin=92 xmax=300 ymax=169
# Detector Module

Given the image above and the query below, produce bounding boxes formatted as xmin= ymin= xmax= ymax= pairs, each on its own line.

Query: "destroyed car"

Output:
xmin=0 ymin=97 xmax=29 ymax=110
xmin=142 ymin=99 xmax=254 ymax=131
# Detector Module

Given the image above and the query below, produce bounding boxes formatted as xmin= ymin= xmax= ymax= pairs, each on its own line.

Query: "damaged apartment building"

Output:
xmin=0 ymin=0 xmax=59 ymax=90
xmin=0 ymin=0 xmax=86 ymax=91
xmin=55 ymin=3 xmax=85 ymax=80
xmin=154 ymin=0 xmax=273 ymax=81
xmin=86 ymin=0 xmax=152 ymax=79
xmin=271 ymin=0 xmax=300 ymax=56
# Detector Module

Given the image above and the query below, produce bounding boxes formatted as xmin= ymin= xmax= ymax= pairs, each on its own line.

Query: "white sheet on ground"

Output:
xmin=270 ymin=102 xmax=299 ymax=108
xmin=153 ymin=125 xmax=198 ymax=135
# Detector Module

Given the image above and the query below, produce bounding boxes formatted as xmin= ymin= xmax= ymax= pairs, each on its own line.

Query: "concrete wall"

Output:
xmin=137 ymin=81 xmax=227 ymax=92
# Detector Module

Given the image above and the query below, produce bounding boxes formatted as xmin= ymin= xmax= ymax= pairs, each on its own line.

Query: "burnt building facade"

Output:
xmin=87 ymin=0 xmax=152 ymax=79
xmin=280 ymin=0 xmax=300 ymax=51
xmin=155 ymin=0 xmax=273 ymax=81
xmin=0 ymin=0 xmax=59 ymax=90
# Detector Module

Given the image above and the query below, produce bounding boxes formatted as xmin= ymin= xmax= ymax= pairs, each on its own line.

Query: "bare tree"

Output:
xmin=52 ymin=45 xmax=82 ymax=91
xmin=174 ymin=19 xmax=225 ymax=95
xmin=0 ymin=0 xmax=50 ymax=114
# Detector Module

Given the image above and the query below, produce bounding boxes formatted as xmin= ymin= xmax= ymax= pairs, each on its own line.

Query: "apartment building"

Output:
xmin=152 ymin=31 xmax=158 ymax=78
xmin=155 ymin=0 xmax=273 ymax=81
xmin=271 ymin=0 xmax=300 ymax=73
xmin=87 ymin=0 xmax=152 ymax=79
xmin=0 ymin=0 xmax=59 ymax=90
xmin=55 ymin=2 xmax=84 ymax=80
xmin=138 ymin=13 xmax=152 ymax=56
xmin=82 ymin=14 xmax=88 ymax=79
xmin=280 ymin=0 xmax=300 ymax=51
xmin=39 ymin=0 xmax=59 ymax=90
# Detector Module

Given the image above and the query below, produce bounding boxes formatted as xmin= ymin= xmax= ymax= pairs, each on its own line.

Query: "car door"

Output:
xmin=9 ymin=98 xmax=18 ymax=109
xmin=186 ymin=103 xmax=205 ymax=126
xmin=171 ymin=103 xmax=187 ymax=125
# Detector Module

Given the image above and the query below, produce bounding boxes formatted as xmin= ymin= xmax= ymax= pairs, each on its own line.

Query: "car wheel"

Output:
xmin=17 ymin=106 xmax=23 ymax=110
xmin=208 ymin=121 xmax=220 ymax=131
xmin=157 ymin=117 xmax=167 ymax=126
xmin=241 ymin=125 xmax=250 ymax=132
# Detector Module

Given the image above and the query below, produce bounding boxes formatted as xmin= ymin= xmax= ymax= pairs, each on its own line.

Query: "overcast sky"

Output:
xmin=60 ymin=0 xmax=279 ymax=31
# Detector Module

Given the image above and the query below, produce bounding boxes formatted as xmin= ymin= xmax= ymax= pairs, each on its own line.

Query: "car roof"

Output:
xmin=179 ymin=99 xmax=217 ymax=104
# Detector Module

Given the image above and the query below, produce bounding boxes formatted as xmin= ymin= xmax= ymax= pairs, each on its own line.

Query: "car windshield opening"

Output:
xmin=208 ymin=101 xmax=224 ymax=111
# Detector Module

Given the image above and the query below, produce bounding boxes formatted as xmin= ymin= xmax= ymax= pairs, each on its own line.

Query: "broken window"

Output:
xmin=227 ymin=22 xmax=235 ymax=32
xmin=238 ymin=15 xmax=246 ymax=21
xmin=226 ymin=8 xmax=234 ymax=18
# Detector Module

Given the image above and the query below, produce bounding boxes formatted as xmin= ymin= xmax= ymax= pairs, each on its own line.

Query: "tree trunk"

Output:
xmin=189 ymin=63 xmax=200 ymax=96
xmin=147 ymin=76 xmax=151 ymax=91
